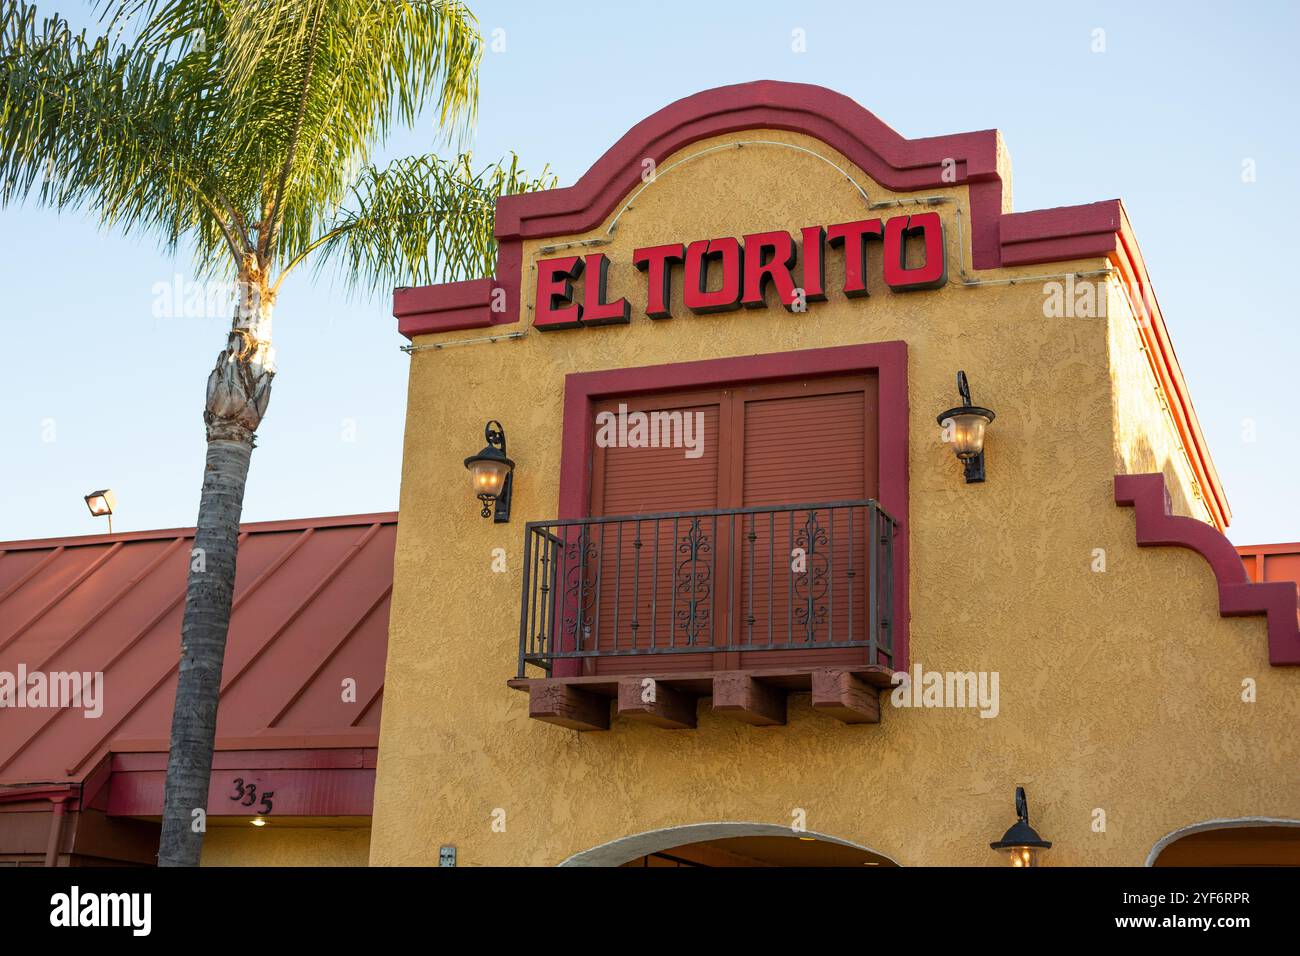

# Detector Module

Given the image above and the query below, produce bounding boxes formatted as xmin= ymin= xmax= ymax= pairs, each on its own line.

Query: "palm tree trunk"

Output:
xmin=159 ymin=273 xmax=275 ymax=867
xmin=158 ymin=432 xmax=253 ymax=866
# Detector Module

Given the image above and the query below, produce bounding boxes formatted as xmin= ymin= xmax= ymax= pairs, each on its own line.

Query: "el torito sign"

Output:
xmin=534 ymin=211 xmax=946 ymax=329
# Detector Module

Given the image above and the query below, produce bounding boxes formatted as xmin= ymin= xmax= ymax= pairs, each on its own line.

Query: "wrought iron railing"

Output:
xmin=516 ymin=500 xmax=897 ymax=677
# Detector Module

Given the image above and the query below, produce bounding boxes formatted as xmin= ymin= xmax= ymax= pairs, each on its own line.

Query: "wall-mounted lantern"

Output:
xmin=463 ymin=421 xmax=514 ymax=523
xmin=990 ymin=786 xmax=1052 ymax=867
xmin=936 ymin=370 xmax=995 ymax=483
xmin=84 ymin=489 xmax=117 ymax=533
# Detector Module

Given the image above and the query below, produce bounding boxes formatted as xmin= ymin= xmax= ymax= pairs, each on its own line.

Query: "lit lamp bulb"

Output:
xmin=84 ymin=489 xmax=117 ymax=532
xmin=946 ymin=412 xmax=990 ymax=459
xmin=471 ymin=461 xmax=509 ymax=496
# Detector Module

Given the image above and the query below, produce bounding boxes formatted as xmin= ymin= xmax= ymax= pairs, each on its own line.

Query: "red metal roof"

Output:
xmin=1239 ymin=542 xmax=1300 ymax=598
xmin=0 ymin=513 xmax=395 ymax=788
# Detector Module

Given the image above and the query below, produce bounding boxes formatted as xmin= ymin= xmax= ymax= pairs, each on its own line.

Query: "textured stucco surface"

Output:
xmin=372 ymin=128 xmax=1300 ymax=867
xmin=1107 ymin=275 xmax=1211 ymax=522
xmin=200 ymin=825 xmax=371 ymax=866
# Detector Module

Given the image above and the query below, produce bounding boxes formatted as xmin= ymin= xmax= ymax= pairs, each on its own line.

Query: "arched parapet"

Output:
xmin=394 ymin=80 xmax=1126 ymax=337
xmin=492 ymin=81 xmax=1001 ymax=248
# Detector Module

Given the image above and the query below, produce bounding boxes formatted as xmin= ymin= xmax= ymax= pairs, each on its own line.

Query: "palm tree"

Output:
xmin=0 ymin=0 xmax=551 ymax=866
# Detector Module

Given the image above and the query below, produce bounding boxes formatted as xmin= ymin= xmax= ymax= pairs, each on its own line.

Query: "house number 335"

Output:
xmin=230 ymin=778 xmax=275 ymax=815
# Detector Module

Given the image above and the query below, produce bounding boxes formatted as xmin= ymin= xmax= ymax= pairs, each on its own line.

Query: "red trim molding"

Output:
xmin=1109 ymin=208 xmax=1230 ymax=529
xmin=93 ymin=747 xmax=377 ymax=817
xmin=999 ymin=200 xmax=1122 ymax=267
xmin=1116 ymin=473 xmax=1300 ymax=665
xmin=556 ymin=341 xmax=910 ymax=677
xmin=0 ymin=784 xmax=78 ymax=807
xmin=394 ymin=278 xmax=503 ymax=338
xmin=394 ymin=80 xmax=1124 ymax=338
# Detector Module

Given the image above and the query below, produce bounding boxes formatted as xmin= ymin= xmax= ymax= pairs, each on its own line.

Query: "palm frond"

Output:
xmin=114 ymin=0 xmax=484 ymax=267
xmin=297 ymin=152 xmax=555 ymax=296
xmin=1 ymin=1 xmax=550 ymax=292
xmin=0 ymin=0 xmax=243 ymax=265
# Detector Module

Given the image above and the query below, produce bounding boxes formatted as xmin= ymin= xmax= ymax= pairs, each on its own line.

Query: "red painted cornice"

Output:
xmin=1108 ymin=203 xmax=1230 ymax=529
xmin=491 ymin=81 xmax=1001 ymax=245
xmin=393 ymin=80 xmax=1123 ymax=337
xmin=999 ymin=199 xmax=1123 ymax=266
xmin=1116 ymin=473 xmax=1300 ymax=665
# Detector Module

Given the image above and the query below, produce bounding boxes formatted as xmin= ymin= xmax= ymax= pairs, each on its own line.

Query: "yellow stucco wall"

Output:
xmin=200 ymin=824 xmax=371 ymax=866
xmin=371 ymin=127 xmax=1300 ymax=866
xmin=1107 ymin=274 xmax=1212 ymax=522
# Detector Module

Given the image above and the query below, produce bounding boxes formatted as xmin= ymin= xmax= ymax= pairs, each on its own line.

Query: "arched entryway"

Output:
xmin=560 ymin=822 xmax=899 ymax=867
xmin=1148 ymin=818 xmax=1300 ymax=866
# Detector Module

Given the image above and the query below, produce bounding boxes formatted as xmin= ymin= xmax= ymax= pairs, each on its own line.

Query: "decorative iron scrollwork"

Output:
xmin=562 ymin=529 xmax=600 ymax=649
xmin=793 ymin=510 xmax=830 ymax=642
xmin=674 ymin=517 xmax=712 ymax=644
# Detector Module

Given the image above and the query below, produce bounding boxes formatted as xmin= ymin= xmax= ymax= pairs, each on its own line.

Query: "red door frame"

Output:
xmin=556 ymin=341 xmax=910 ymax=678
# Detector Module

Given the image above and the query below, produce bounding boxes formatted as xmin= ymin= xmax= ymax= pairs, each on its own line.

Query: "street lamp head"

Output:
xmin=84 ymin=489 xmax=116 ymax=518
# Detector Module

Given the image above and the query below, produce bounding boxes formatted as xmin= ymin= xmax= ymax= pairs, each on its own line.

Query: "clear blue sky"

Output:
xmin=2 ymin=0 xmax=1297 ymax=545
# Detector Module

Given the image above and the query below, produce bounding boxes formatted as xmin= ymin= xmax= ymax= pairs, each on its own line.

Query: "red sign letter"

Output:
xmin=742 ymin=230 xmax=798 ymax=310
xmin=826 ymin=219 xmax=883 ymax=297
xmin=632 ymin=243 xmax=685 ymax=319
xmin=534 ymin=256 xmax=584 ymax=330
xmin=683 ymin=237 xmax=743 ymax=314
xmin=883 ymin=212 xmax=947 ymax=291
xmin=800 ymin=226 xmax=827 ymax=302
xmin=581 ymin=254 xmax=630 ymax=326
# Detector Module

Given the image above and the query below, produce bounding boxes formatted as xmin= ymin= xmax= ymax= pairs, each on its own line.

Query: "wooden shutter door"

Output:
xmin=581 ymin=375 xmax=879 ymax=677
xmin=728 ymin=376 xmax=878 ymax=669
xmin=586 ymin=390 xmax=729 ymax=675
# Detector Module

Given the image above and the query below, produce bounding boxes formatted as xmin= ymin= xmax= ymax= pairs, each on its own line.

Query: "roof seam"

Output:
xmin=0 ymin=543 xmax=125 ymax=655
xmin=0 ymin=546 xmax=65 ymax=607
xmin=32 ymin=537 xmax=187 ymax=673
xmin=267 ymin=581 xmax=393 ymax=729
xmin=218 ymin=523 xmax=385 ymax=702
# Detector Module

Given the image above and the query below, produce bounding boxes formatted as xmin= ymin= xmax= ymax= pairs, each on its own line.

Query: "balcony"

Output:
xmin=509 ymin=500 xmax=898 ymax=730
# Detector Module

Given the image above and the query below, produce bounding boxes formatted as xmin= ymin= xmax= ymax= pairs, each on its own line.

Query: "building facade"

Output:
xmin=371 ymin=81 xmax=1300 ymax=866
xmin=3 ymin=81 xmax=1298 ymax=868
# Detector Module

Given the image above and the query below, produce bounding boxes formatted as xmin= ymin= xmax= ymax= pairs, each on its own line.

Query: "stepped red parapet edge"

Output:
xmin=1115 ymin=473 xmax=1300 ymax=665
